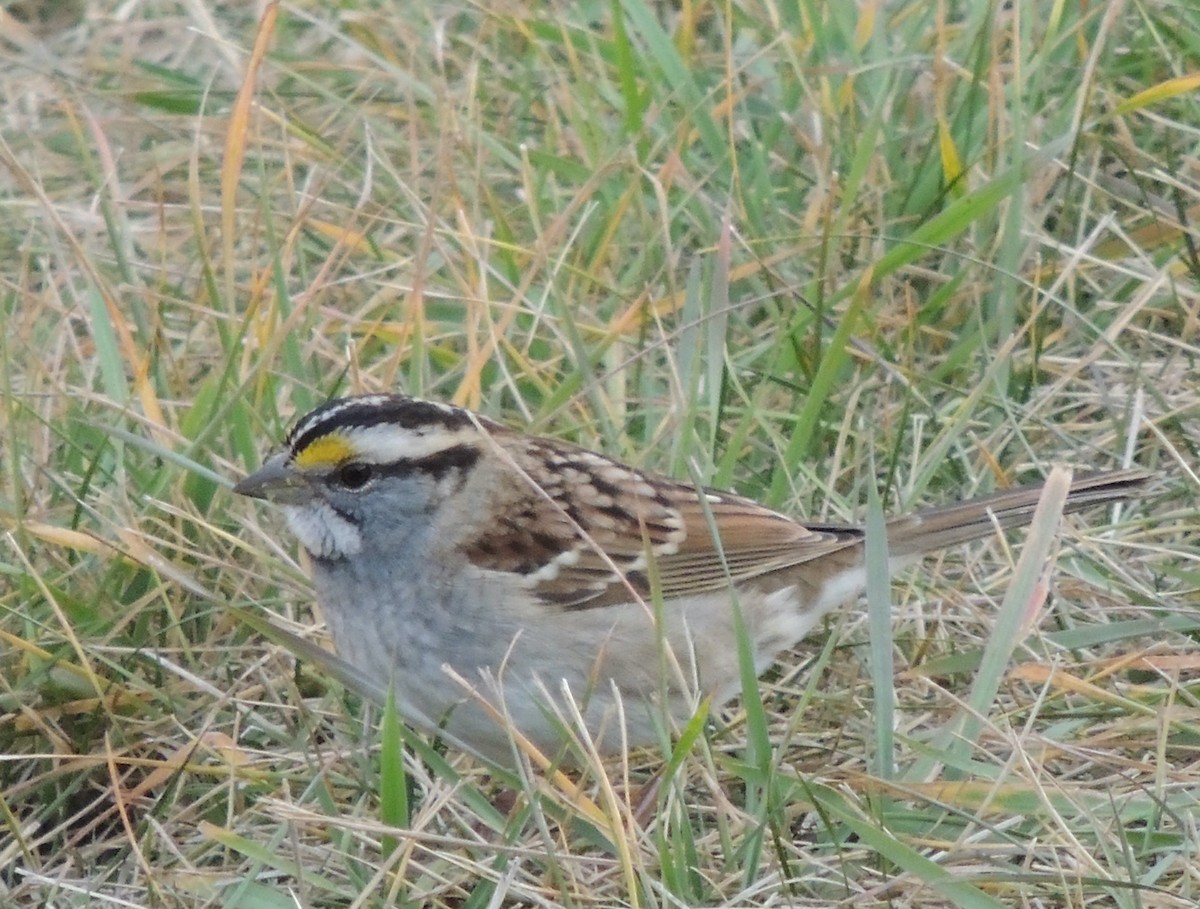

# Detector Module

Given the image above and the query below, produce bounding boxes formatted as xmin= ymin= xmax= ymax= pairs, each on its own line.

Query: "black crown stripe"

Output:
xmin=286 ymin=394 xmax=487 ymax=457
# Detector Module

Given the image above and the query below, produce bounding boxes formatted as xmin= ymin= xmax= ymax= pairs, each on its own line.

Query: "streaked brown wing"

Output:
xmin=459 ymin=435 xmax=863 ymax=610
xmin=649 ymin=493 xmax=863 ymax=598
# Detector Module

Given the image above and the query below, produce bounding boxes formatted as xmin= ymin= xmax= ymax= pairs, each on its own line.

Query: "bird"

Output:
xmin=233 ymin=393 xmax=1147 ymax=765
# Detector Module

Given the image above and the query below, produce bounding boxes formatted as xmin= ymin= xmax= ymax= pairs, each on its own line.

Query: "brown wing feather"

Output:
xmin=458 ymin=431 xmax=1149 ymax=613
xmin=651 ymin=494 xmax=862 ymax=598
xmin=459 ymin=435 xmax=862 ymax=610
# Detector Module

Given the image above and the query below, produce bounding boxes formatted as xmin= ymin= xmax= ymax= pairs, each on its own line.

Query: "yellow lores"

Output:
xmin=293 ymin=434 xmax=355 ymax=470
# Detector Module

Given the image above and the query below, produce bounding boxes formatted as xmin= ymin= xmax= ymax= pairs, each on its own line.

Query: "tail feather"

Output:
xmin=884 ymin=468 xmax=1149 ymax=558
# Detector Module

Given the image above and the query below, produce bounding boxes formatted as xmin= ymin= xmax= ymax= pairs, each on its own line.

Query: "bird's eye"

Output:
xmin=334 ymin=462 xmax=373 ymax=490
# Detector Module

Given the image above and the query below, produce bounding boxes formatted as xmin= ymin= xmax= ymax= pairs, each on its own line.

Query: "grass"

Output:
xmin=1 ymin=0 xmax=1198 ymax=906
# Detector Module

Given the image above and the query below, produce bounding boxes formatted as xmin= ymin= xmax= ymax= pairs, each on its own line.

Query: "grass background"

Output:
xmin=2 ymin=0 xmax=1198 ymax=906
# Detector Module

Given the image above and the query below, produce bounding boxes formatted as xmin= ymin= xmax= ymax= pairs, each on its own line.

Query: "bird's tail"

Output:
xmin=884 ymin=468 xmax=1149 ymax=558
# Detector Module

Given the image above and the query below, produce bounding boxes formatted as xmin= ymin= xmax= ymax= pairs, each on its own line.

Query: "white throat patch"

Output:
xmin=283 ymin=502 xmax=363 ymax=559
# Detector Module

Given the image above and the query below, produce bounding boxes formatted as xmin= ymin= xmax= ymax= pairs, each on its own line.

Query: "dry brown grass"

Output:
xmin=1 ymin=1 xmax=1198 ymax=906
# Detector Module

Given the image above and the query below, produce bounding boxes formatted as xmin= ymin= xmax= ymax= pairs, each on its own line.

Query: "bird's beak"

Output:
xmin=233 ymin=453 xmax=309 ymax=503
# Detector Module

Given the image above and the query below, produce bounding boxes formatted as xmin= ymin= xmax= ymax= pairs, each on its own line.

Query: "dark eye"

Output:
xmin=333 ymin=462 xmax=373 ymax=489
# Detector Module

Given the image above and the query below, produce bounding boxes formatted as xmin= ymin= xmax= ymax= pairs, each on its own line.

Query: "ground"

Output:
xmin=1 ymin=1 xmax=1197 ymax=906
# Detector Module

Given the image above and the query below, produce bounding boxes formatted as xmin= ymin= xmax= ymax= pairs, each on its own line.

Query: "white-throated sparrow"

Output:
xmin=234 ymin=394 xmax=1147 ymax=764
